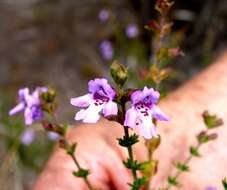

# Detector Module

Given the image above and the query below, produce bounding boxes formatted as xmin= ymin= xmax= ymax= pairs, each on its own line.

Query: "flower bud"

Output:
xmin=40 ymin=88 xmax=56 ymax=103
xmin=110 ymin=60 xmax=128 ymax=87
xmin=155 ymin=0 xmax=174 ymax=15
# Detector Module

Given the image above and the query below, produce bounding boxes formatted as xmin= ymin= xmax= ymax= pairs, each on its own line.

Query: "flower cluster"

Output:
xmin=71 ymin=78 xmax=169 ymax=139
xmin=9 ymin=87 xmax=47 ymax=125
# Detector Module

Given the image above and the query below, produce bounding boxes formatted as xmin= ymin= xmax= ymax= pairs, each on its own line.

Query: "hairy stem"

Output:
xmin=165 ymin=143 xmax=201 ymax=190
xmin=70 ymin=153 xmax=94 ymax=190
xmin=123 ymin=126 xmax=138 ymax=180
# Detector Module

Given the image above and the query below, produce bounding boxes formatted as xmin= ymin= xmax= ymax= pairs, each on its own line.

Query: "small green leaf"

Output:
xmin=167 ymin=176 xmax=179 ymax=186
xmin=117 ymin=134 xmax=139 ymax=147
xmin=190 ymin=146 xmax=200 ymax=157
xmin=202 ymin=111 xmax=223 ymax=129
xmin=73 ymin=169 xmax=89 ymax=178
xmin=175 ymin=162 xmax=189 ymax=172
xmin=128 ymin=176 xmax=147 ymax=190
xmin=222 ymin=178 xmax=227 ymax=190
xmin=66 ymin=142 xmax=77 ymax=155
xmin=197 ymin=131 xmax=210 ymax=144
xmin=123 ymin=159 xmax=142 ymax=171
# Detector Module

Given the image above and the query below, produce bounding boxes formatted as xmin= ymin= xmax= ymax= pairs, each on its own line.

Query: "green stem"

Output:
xmin=48 ymin=112 xmax=93 ymax=190
xmin=165 ymin=143 xmax=201 ymax=190
xmin=123 ymin=126 xmax=138 ymax=180
xmin=120 ymin=96 xmax=138 ymax=181
xmin=70 ymin=153 xmax=94 ymax=190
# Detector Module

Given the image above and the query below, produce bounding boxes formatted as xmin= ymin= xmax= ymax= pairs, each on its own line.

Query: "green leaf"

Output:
xmin=197 ymin=131 xmax=210 ymax=144
xmin=117 ymin=134 xmax=139 ymax=147
xmin=222 ymin=178 xmax=227 ymax=190
xmin=128 ymin=176 xmax=147 ymax=190
xmin=167 ymin=176 xmax=179 ymax=186
xmin=175 ymin=162 xmax=189 ymax=172
xmin=123 ymin=159 xmax=142 ymax=171
xmin=202 ymin=111 xmax=223 ymax=129
xmin=66 ymin=142 xmax=77 ymax=155
xmin=197 ymin=131 xmax=218 ymax=144
xmin=190 ymin=146 xmax=200 ymax=157
xmin=73 ymin=169 xmax=89 ymax=178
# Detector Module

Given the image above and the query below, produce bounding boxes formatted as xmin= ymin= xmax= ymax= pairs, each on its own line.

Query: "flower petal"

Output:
xmin=9 ymin=102 xmax=25 ymax=115
xmin=24 ymin=107 xmax=33 ymax=125
xmin=102 ymin=101 xmax=118 ymax=117
xmin=82 ymin=104 xmax=103 ymax=123
xmin=138 ymin=116 xmax=158 ymax=139
xmin=75 ymin=109 xmax=87 ymax=120
xmin=19 ymin=88 xmax=29 ymax=100
xmin=131 ymin=87 xmax=160 ymax=105
xmin=88 ymin=78 xmax=116 ymax=99
xmin=21 ymin=129 xmax=35 ymax=145
xmin=137 ymin=110 xmax=158 ymax=139
xmin=70 ymin=94 xmax=92 ymax=108
xmin=124 ymin=107 xmax=138 ymax=128
xmin=151 ymin=105 xmax=169 ymax=121
xmin=75 ymin=104 xmax=104 ymax=123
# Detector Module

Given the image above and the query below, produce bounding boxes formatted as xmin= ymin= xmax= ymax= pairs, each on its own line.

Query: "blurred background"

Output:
xmin=0 ymin=0 xmax=227 ymax=189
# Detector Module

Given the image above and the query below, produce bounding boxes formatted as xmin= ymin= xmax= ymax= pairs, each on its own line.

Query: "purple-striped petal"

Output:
xmin=102 ymin=101 xmax=118 ymax=117
xmin=138 ymin=114 xmax=158 ymax=139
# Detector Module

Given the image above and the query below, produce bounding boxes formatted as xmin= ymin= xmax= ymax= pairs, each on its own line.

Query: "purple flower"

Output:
xmin=71 ymin=78 xmax=118 ymax=123
xmin=99 ymin=40 xmax=114 ymax=60
xmin=98 ymin=9 xmax=110 ymax=22
xmin=126 ymin=23 xmax=139 ymax=38
xmin=205 ymin=187 xmax=217 ymax=190
xmin=21 ymin=129 xmax=35 ymax=145
xmin=9 ymin=87 xmax=47 ymax=125
xmin=47 ymin=132 xmax=59 ymax=141
xmin=124 ymin=87 xmax=169 ymax=139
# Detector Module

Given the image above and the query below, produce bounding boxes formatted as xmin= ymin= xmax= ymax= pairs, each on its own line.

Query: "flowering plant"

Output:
xmin=7 ymin=0 xmax=226 ymax=190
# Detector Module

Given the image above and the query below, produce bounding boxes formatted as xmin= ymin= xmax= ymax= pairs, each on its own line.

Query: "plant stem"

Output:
xmin=123 ymin=126 xmax=138 ymax=180
xmin=165 ymin=143 xmax=202 ymax=190
xmin=70 ymin=152 xmax=94 ymax=190
xmin=120 ymin=97 xmax=138 ymax=181
xmin=48 ymin=112 xmax=93 ymax=190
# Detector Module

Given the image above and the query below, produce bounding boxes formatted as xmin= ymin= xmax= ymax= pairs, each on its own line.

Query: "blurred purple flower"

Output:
xmin=98 ymin=9 xmax=110 ymax=22
xmin=71 ymin=78 xmax=117 ymax=123
xmin=124 ymin=87 xmax=169 ymax=139
xmin=99 ymin=40 xmax=113 ymax=60
xmin=21 ymin=129 xmax=35 ymax=145
xmin=9 ymin=87 xmax=47 ymax=125
xmin=47 ymin=132 xmax=59 ymax=141
xmin=126 ymin=23 xmax=139 ymax=38
xmin=205 ymin=187 xmax=217 ymax=190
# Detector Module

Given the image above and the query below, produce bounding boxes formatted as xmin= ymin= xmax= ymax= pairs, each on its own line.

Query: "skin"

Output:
xmin=33 ymin=52 xmax=227 ymax=190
